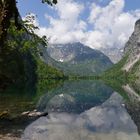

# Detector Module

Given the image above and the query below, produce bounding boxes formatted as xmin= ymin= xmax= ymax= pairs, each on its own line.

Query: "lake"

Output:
xmin=0 ymin=80 xmax=140 ymax=140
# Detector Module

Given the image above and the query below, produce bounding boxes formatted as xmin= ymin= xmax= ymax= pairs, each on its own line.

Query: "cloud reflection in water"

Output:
xmin=22 ymin=93 xmax=140 ymax=140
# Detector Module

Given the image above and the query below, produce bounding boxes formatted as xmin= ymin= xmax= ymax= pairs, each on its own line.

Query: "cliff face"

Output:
xmin=103 ymin=19 xmax=140 ymax=82
xmin=124 ymin=19 xmax=140 ymax=53
xmin=123 ymin=19 xmax=140 ymax=72
xmin=120 ymin=19 xmax=140 ymax=86
xmin=100 ymin=47 xmax=123 ymax=64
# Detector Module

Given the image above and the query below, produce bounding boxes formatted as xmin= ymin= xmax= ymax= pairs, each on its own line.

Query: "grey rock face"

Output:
xmin=47 ymin=42 xmax=112 ymax=63
xmin=122 ymin=19 xmax=140 ymax=72
xmin=45 ymin=42 xmax=113 ymax=76
xmin=124 ymin=19 xmax=140 ymax=54
xmin=100 ymin=47 xmax=123 ymax=63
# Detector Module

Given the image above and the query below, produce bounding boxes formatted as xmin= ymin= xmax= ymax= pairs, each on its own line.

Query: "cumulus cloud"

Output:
xmin=35 ymin=0 xmax=140 ymax=49
xmin=36 ymin=0 xmax=86 ymax=44
xmin=86 ymin=0 xmax=140 ymax=49
xmin=22 ymin=93 xmax=140 ymax=140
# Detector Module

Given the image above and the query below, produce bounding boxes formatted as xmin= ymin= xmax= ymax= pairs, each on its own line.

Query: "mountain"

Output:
xmin=103 ymin=19 xmax=140 ymax=84
xmin=45 ymin=42 xmax=113 ymax=76
xmin=100 ymin=47 xmax=123 ymax=64
xmin=122 ymin=19 xmax=140 ymax=71
xmin=123 ymin=19 xmax=140 ymax=85
xmin=37 ymin=80 xmax=113 ymax=113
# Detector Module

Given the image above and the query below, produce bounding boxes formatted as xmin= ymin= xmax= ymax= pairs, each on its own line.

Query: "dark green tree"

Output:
xmin=0 ymin=0 xmax=57 ymax=46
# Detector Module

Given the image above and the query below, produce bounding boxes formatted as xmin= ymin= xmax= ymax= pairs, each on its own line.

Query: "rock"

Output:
xmin=21 ymin=110 xmax=48 ymax=118
xmin=0 ymin=111 xmax=9 ymax=118
xmin=123 ymin=19 xmax=140 ymax=71
xmin=21 ymin=111 xmax=30 ymax=116
xmin=46 ymin=42 xmax=113 ymax=76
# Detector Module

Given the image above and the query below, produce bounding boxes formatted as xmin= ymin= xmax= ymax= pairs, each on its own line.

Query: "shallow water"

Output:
xmin=0 ymin=80 xmax=140 ymax=140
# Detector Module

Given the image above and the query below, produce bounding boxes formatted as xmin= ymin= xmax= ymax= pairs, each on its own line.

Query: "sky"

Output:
xmin=17 ymin=0 xmax=140 ymax=49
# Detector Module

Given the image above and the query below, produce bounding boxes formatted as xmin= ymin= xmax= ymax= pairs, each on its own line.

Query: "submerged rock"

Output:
xmin=21 ymin=110 xmax=48 ymax=118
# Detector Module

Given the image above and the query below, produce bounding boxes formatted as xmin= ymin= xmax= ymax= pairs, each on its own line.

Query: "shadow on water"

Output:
xmin=0 ymin=79 xmax=64 ymax=137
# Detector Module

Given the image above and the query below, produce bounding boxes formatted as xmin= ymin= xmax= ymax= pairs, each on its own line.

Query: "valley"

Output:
xmin=0 ymin=0 xmax=140 ymax=140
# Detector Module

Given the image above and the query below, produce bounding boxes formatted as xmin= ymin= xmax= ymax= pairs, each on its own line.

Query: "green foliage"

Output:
xmin=100 ymin=54 xmax=130 ymax=101
xmin=8 ymin=21 xmax=41 ymax=52
xmin=102 ymin=55 xmax=129 ymax=83
xmin=42 ymin=0 xmax=57 ymax=5
xmin=103 ymin=78 xmax=130 ymax=101
xmin=100 ymin=52 xmax=140 ymax=101
xmin=36 ymin=58 xmax=64 ymax=79
xmin=0 ymin=19 xmax=65 ymax=90
xmin=23 ymin=13 xmax=48 ymax=47
xmin=127 ymin=60 xmax=140 ymax=94
xmin=0 ymin=2 xmax=6 ymax=37
xmin=53 ymin=59 xmax=112 ymax=77
xmin=2 ymin=21 xmax=38 ymax=86
xmin=129 ymin=60 xmax=140 ymax=80
xmin=36 ymin=57 xmax=66 ymax=92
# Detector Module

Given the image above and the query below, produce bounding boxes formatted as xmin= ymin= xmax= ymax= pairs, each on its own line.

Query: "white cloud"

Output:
xmin=88 ymin=3 xmax=102 ymax=23
xmin=35 ymin=0 xmax=140 ymax=50
xmin=35 ymin=0 xmax=85 ymax=44
xmin=85 ymin=0 xmax=140 ymax=49
xmin=23 ymin=93 xmax=140 ymax=140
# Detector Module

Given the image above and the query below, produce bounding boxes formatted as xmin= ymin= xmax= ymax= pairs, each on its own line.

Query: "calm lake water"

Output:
xmin=0 ymin=80 xmax=140 ymax=140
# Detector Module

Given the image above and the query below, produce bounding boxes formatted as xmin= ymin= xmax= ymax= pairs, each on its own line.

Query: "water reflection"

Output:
xmin=37 ymin=80 xmax=113 ymax=113
xmin=122 ymin=84 xmax=140 ymax=135
xmin=22 ymin=81 xmax=140 ymax=140
xmin=0 ymin=81 xmax=62 ymax=136
xmin=22 ymin=92 xmax=140 ymax=140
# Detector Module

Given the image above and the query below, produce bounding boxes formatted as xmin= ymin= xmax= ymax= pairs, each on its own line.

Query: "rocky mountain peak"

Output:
xmin=123 ymin=19 xmax=140 ymax=72
xmin=124 ymin=19 xmax=140 ymax=54
xmin=135 ymin=19 xmax=140 ymax=28
xmin=45 ymin=42 xmax=113 ymax=76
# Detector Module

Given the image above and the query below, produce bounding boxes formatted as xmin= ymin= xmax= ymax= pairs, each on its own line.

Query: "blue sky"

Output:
xmin=17 ymin=0 xmax=140 ymax=26
xmin=17 ymin=0 xmax=140 ymax=49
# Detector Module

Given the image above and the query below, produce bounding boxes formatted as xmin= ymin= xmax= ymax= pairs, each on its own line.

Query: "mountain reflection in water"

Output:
xmin=22 ymin=91 xmax=140 ymax=140
xmin=37 ymin=80 xmax=113 ymax=113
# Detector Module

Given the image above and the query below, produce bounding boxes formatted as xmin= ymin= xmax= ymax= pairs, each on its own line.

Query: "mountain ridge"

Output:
xmin=43 ymin=42 xmax=113 ymax=76
xmin=103 ymin=19 xmax=140 ymax=84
